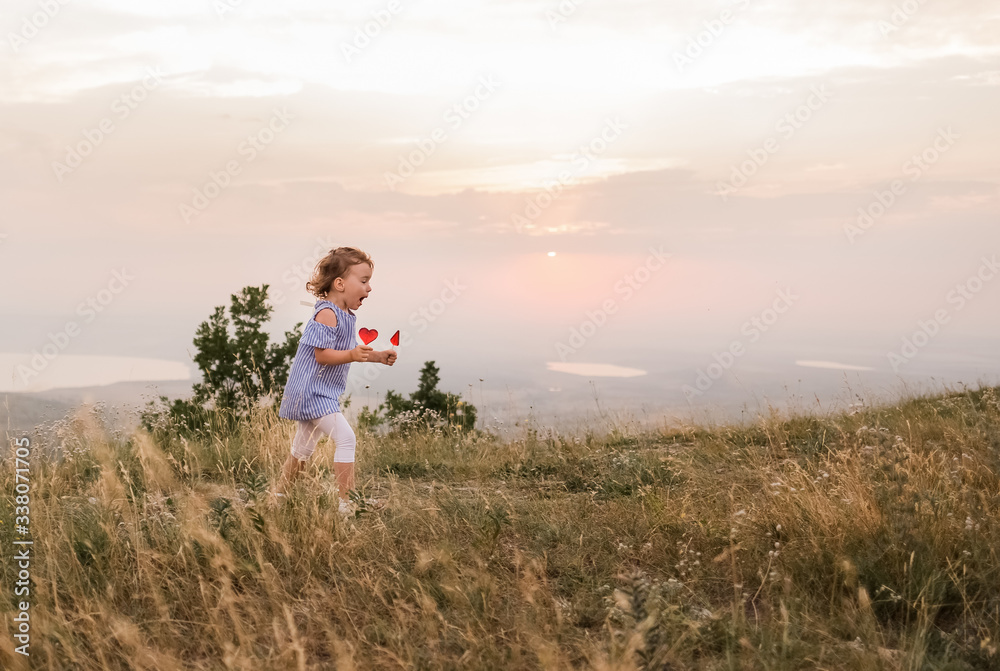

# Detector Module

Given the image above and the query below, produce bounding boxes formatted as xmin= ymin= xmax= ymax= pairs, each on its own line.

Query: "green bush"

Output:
xmin=141 ymin=284 xmax=301 ymax=439
xmin=363 ymin=360 xmax=478 ymax=433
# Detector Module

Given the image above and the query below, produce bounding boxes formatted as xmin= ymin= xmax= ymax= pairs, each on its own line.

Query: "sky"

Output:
xmin=2 ymin=0 xmax=999 ymax=425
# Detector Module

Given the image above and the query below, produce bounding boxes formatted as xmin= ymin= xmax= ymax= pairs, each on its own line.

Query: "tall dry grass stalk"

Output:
xmin=1 ymin=386 xmax=998 ymax=669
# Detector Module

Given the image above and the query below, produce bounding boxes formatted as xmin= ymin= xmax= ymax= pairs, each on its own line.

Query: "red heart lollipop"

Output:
xmin=358 ymin=328 xmax=378 ymax=345
xmin=390 ymin=330 xmax=400 ymax=346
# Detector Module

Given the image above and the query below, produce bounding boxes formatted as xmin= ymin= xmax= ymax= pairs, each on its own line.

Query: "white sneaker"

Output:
xmin=361 ymin=497 xmax=385 ymax=511
xmin=337 ymin=498 xmax=356 ymax=517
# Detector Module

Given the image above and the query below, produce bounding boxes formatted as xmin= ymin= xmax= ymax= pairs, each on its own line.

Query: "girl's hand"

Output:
xmin=384 ymin=350 xmax=397 ymax=366
xmin=350 ymin=345 xmax=374 ymax=362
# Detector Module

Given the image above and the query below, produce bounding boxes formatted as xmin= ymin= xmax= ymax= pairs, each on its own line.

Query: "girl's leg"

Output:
xmin=311 ymin=412 xmax=356 ymax=501
xmin=278 ymin=419 xmax=323 ymax=492
xmin=279 ymin=454 xmax=305 ymax=490
xmin=334 ymin=462 xmax=354 ymax=501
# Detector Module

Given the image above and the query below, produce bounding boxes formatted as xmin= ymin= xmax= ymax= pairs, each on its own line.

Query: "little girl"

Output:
xmin=274 ymin=246 xmax=397 ymax=515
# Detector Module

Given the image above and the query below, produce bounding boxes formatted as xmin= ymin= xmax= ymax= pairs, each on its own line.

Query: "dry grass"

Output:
xmin=2 ymin=386 xmax=999 ymax=669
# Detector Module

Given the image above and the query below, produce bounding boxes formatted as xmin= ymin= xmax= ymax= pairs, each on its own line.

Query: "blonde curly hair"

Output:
xmin=306 ymin=246 xmax=374 ymax=299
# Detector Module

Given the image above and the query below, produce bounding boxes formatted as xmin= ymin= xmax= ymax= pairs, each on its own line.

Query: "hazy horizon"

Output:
xmin=3 ymin=1 xmax=998 ymax=425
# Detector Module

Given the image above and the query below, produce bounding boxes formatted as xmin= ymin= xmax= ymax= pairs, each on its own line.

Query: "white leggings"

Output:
xmin=290 ymin=412 xmax=356 ymax=463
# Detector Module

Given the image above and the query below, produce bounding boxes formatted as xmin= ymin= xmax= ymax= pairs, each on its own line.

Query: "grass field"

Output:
xmin=2 ymin=386 xmax=999 ymax=669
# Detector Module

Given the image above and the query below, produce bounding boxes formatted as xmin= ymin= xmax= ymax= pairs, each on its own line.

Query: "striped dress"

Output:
xmin=278 ymin=299 xmax=357 ymax=420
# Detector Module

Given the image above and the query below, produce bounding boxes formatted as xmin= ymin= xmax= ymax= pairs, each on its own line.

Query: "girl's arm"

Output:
xmin=314 ymin=346 xmax=375 ymax=366
xmin=311 ymin=307 xmax=377 ymax=365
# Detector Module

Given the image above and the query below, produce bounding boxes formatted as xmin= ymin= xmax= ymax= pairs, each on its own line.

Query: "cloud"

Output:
xmin=1 ymin=0 xmax=998 ymax=387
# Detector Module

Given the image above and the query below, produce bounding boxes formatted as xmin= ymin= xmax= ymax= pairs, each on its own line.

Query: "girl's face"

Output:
xmin=335 ymin=262 xmax=372 ymax=310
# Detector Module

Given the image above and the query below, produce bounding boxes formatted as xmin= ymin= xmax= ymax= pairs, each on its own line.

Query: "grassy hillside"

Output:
xmin=2 ymin=386 xmax=999 ymax=670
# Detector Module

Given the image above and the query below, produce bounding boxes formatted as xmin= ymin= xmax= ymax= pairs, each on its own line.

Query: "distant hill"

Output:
xmin=1 ymin=379 xmax=195 ymax=436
